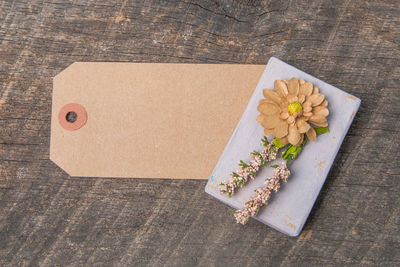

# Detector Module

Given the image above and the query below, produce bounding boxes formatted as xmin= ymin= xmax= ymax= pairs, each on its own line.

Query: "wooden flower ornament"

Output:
xmin=257 ymin=78 xmax=329 ymax=146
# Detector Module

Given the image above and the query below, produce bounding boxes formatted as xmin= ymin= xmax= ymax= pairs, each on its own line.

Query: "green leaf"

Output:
xmin=301 ymin=136 xmax=308 ymax=146
xmin=271 ymin=165 xmax=279 ymax=168
xmin=281 ymin=136 xmax=308 ymax=163
xmin=273 ymin=138 xmax=284 ymax=148
xmin=286 ymin=155 xmax=293 ymax=165
xmin=292 ymin=146 xmax=303 ymax=160
xmin=282 ymin=150 xmax=289 ymax=160
xmin=286 ymin=145 xmax=297 ymax=154
xmin=282 ymin=145 xmax=297 ymax=160
xmin=283 ymin=149 xmax=290 ymax=159
xmin=315 ymin=127 xmax=330 ymax=135
xmin=261 ymin=136 xmax=269 ymax=146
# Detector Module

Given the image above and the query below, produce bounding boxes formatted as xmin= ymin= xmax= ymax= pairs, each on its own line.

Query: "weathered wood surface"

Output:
xmin=0 ymin=0 xmax=399 ymax=266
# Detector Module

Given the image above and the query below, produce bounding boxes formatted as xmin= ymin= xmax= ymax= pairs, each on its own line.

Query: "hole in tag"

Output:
xmin=58 ymin=103 xmax=87 ymax=131
xmin=66 ymin=111 xmax=77 ymax=123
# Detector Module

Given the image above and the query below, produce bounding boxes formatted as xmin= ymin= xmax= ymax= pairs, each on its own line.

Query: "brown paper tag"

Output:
xmin=50 ymin=63 xmax=265 ymax=179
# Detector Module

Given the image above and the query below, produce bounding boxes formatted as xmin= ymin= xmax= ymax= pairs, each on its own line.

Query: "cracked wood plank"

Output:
xmin=0 ymin=0 xmax=399 ymax=266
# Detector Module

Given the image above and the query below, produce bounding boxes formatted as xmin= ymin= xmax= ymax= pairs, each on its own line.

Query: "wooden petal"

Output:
xmin=280 ymin=100 xmax=289 ymax=109
xmin=306 ymin=127 xmax=316 ymax=141
xmin=286 ymin=94 xmax=298 ymax=103
xmin=264 ymin=128 xmax=275 ymax=136
xmin=288 ymin=78 xmax=299 ymax=95
xmin=258 ymin=102 xmax=280 ymax=115
xmin=309 ymin=93 xmax=325 ymax=106
xmin=295 ymin=134 xmax=304 ymax=146
xmin=304 ymin=106 xmax=312 ymax=112
xmin=280 ymin=112 xmax=289 ymax=120
xmin=261 ymin=115 xmax=280 ymax=129
xmin=288 ymin=125 xmax=301 ymax=145
xmin=298 ymin=94 xmax=305 ymax=103
xmin=256 ymin=114 xmax=265 ymax=123
xmin=263 ymin=89 xmax=281 ymax=104
xmin=303 ymin=112 xmax=313 ymax=117
xmin=310 ymin=120 xmax=328 ymax=127
xmin=274 ymin=120 xmax=289 ymax=138
xmin=313 ymin=106 xmax=329 ymax=117
xmin=274 ymin=80 xmax=288 ymax=97
xmin=299 ymin=79 xmax=305 ymax=85
xmin=287 ymin=115 xmax=295 ymax=125
xmin=297 ymin=119 xmax=311 ymax=133
xmin=300 ymin=82 xmax=313 ymax=97
xmin=313 ymin=87 xmax=319 ymax=94
xmin=309 ymin=115 xmax=328 ymax=127
xmin=309 ymin=114 xmax=327 ymax=124
xmin=321 ymin=100 xmax=328 ymax=107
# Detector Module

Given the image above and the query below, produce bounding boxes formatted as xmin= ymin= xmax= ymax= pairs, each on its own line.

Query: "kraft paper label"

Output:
xmin=50 ymin=63 xmax=265 ymax=179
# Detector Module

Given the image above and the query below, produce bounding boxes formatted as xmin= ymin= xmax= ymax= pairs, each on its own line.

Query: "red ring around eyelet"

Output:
xmin=58 ymin=103 xmax=87 ymax=131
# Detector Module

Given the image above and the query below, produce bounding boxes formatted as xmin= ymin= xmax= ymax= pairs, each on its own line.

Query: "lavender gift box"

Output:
xmin=205 ymin=57 xmax=361 ymax=236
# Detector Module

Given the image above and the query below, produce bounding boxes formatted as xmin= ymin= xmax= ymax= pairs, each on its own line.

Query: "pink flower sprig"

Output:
xmin=219 ymin=137 xmax=278 ymax=197
xmin=233 ymin=162 xmax=291 ymax=225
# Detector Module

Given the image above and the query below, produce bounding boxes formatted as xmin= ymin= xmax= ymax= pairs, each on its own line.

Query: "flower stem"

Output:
xmin=219 ymin=137 xmax=278 ymax=197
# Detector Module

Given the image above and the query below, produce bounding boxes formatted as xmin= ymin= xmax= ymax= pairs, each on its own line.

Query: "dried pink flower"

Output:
xmin=234 ymin=162 xmax=290 ymax=225
xmin=219 ymin=137 xmax=278 ymax=197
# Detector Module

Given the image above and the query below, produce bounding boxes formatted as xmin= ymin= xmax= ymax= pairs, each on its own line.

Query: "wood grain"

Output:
xmin=0 ymin=0 xmax=399 ymax=266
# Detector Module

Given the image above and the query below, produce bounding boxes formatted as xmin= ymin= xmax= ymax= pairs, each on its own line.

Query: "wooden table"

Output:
xmin=0 ymin=0 xmax=399 ymax=266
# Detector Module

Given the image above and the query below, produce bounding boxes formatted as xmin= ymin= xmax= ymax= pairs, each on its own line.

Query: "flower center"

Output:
xmin=288 ymin=101 xmax=303 ymax=115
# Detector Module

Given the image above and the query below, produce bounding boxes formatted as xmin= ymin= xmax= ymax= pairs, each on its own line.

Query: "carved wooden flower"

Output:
xmin=257 ymin=78 xmax=329 ymax=146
